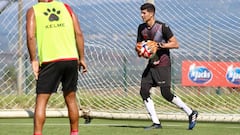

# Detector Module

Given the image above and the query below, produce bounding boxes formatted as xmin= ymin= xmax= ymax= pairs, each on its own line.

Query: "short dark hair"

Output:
xmin=140 ymin=3 xmax=155 ymax=13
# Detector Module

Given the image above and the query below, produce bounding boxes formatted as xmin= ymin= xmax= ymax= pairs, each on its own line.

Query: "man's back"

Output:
xmin=33 ymin=1 xmax=78 ymax=64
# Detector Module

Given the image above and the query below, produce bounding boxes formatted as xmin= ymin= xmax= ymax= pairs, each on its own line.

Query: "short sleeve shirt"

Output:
xmin=137 ymin=21 xmax=174 ymax=67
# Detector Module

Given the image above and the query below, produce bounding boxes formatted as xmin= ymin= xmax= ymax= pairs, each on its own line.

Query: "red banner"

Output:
xmin=182 ymin=61 xmax=240 ymax=87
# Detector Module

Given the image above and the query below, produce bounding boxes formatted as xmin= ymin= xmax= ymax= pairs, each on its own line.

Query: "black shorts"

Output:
xmin=141 ymin=65 xmax=171 ymax=87
xmin=36 ymin=60 xmax=78 ymax=94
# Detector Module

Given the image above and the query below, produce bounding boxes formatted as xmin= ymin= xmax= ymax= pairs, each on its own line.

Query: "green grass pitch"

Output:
xmin=0 ymin=118 xmax=239 ymax=135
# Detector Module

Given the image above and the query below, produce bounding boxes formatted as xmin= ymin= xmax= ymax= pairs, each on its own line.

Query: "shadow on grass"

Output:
xmin=109 ymin=125 xmax=146 ymax=128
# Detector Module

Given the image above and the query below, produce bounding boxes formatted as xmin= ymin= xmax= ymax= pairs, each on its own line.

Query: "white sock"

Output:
xmin=171 ymin=96 xmax=192 ymax=116
xmin=144 ymin=98 xmax=160 ymax=124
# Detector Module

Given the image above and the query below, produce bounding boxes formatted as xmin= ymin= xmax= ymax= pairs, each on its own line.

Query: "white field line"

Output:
xmin=0 ymin=123 xmax=182 ymax=127
xmin=0 ymin=123 xmax=239 ymax=129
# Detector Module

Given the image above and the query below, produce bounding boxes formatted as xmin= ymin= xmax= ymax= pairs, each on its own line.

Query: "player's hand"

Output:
xmin=135 ymin=42 xmax=143 ymax=57
xmin=78 ymin=60 xmax=87 ymax=74
xmin=31 ymin=60 xmax=39 ymax=80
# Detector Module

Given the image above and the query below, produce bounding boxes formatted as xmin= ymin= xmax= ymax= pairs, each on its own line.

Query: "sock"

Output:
xmin=144 ymin=98 xmax=160 ymax=124
xmin=171 ymin=96 xmax=192 ymax=116
xmin=33 ymin=133 xmax=42 ymax=135
xmin=70 ymin=130 xmax=78 ymax=135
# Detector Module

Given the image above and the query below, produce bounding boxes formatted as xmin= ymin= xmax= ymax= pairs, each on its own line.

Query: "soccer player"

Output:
xmin=26 ymin=0 xmax=87 ymax=135
xmin=135 ymin=3 xmax=198 ymax=130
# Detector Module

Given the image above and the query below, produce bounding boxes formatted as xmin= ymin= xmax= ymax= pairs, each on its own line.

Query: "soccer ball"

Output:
xmin=140 ymin=41 xmax=152 ymax=58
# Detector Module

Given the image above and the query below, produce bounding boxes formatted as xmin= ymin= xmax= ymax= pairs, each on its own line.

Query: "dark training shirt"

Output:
xmin=137 ymin=21 xmax=174 ymax=67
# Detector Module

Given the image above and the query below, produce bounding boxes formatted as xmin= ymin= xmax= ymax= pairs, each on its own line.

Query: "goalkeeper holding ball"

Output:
xmin=135 ymin=3 xmax=198 ymax=130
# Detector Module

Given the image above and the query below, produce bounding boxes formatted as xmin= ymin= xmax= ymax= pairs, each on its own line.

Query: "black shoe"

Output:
xmin=144 ymin=123 xmax=162 ymax=130
xmin=188 ymin=110 xmax=198 ymax=130
xmin=84 ymin=116 xmax=92 ymax=124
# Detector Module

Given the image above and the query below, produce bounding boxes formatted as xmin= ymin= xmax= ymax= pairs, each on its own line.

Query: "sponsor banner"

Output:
xmin=182 ymin=61 xmax=240 ymax=87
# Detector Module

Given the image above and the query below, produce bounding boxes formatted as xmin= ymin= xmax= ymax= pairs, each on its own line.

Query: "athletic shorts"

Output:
xmin=36 ymin=60 xmax=78 ymax=94
xmin=141 ymin=65 xmax=171 ymax=87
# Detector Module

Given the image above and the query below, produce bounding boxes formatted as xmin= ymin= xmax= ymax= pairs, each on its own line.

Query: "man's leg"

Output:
xmin=34 ymin=93 xmax=51 ymax=135
xmin=140 ymin=83 xmax=161 ymax=129
xmin=140 ymin=66 xmax=161 ymax=129
xmin=171 ymin=95 xmax=198 ymax=130
xmin=144 ymin=98 xmax=159 ymax=124
xmin=160 ymin=86 xmax=198 ymax=130
xmin=64 ymin=91 xmax=79 ymax=135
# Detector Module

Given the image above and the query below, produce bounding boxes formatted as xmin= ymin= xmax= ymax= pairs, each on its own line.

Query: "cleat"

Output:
xmin=144 ymin=123 xmax=162 ymax=130
xmin=188 ymin=110 xmax=198 ymax=130
xmin=83 ymin=115 xmax=92 ymax=124
xmin=84 ymin=117 xmax=92 ymax=124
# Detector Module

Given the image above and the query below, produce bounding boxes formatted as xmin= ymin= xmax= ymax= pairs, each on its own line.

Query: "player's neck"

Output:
xmin=146 ymin=18 xmax=155 ymax=29
xmin=38 ymin=0 xmax=53 ymax=2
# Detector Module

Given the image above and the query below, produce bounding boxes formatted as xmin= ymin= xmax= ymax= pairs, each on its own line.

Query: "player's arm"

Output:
xmin=135 ymin=25 xmax=145 ymax=57
xmin=135 ymin=42 xmax=143 ymax=57
xmin=159 ymin=36 xmax=179 ymax=49
xmin=26 ymin=7 xmax=36 ymax=62
xmin=26 ymin=7 xmax=39 ymax=79
xmin=158 ymin=24 xmax=179 ymax=49
xmin=70 ymin=6 xmax=87 ymax=73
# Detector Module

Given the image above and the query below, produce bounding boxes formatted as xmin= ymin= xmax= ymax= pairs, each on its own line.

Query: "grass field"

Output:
xmin=0 ymin=117 xmax=239 ymax=135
